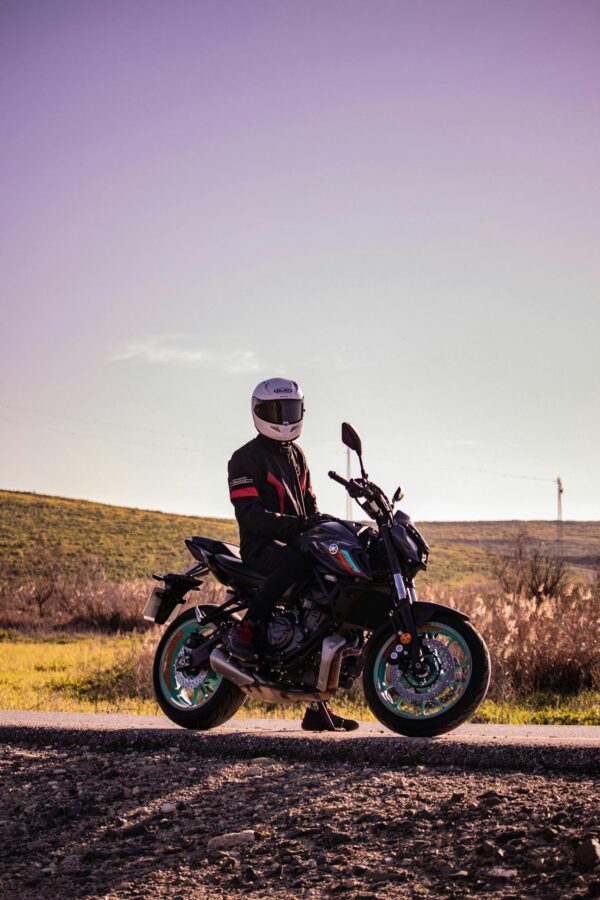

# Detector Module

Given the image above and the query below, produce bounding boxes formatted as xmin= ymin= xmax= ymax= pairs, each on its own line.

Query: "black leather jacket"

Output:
xmin=228 ymin=434 xmax=319 ymax=558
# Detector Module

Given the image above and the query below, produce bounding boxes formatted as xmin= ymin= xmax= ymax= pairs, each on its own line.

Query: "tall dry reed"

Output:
xmin=2 ymin=564 xmax=598 ymax=700
xmin=431 ymin=584 xmax=600 ymax=697
xmin=0 ymin=574 xmax=227 ymax=633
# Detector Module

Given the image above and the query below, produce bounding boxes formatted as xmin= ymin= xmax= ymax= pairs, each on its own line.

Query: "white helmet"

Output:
xmin=251 ymin=378 xmax=304 ymax=442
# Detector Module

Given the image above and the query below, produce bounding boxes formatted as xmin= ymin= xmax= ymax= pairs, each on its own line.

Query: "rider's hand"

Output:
xmin=347 ymin=480 xmax=364 ymax=499
xmin=302 ymin=513 xmax=335 ymax=531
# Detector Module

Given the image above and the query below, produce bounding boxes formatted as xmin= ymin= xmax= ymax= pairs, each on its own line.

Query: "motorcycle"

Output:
xmin=144 ymin=423 xmax=490 ymax=736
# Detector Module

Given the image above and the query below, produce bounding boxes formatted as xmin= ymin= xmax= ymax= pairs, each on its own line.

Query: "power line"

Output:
xmin=342 ymin=443 xmax=557 ymax=484
xmin=0 ymin=403 xmax=231 ymax=442
xmin=0 ymin=405 xmax=557 ymax=482
xmin=0 ymin=413 xmax=558 ymax=481
xmin=1 ymin=407 xmax=562 ymax=507
xmin=427 ymin=460 xmax=556 ymax=484
xmin=0 ymin=415 xmax=207 ymax=455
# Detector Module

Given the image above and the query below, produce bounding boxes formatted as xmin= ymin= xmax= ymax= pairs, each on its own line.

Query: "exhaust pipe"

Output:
xmin=209 ymin=648 xmax=255 ymax=688
xmin=210 ymin=638 xmax=349 ymax=700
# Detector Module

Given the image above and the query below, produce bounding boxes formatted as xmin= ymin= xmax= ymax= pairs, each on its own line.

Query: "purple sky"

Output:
xmin=1 ymin=1 xmax=599 ymax=520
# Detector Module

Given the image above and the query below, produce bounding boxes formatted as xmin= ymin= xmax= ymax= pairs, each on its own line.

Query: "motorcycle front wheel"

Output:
xmin=153 ymin=606 xmax=246 ymax=730
xmin=363 ymin=611 xmax=490 ymax=737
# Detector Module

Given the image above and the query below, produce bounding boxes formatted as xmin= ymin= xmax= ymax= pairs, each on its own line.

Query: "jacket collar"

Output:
xmin=256 ymin=433 xmax=293 ymax=454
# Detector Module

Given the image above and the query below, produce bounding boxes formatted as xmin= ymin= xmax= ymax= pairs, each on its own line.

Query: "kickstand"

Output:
xmin=316 ymin=701 xmax=345 ymax=732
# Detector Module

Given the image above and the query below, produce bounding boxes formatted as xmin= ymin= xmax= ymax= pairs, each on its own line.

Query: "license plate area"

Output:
xmin=143 ymin=588 xmax=164 ymax=622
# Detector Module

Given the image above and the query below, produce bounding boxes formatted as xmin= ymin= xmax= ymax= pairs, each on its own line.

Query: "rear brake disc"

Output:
xmin=173 ymin=646 xmax=210 ymax=689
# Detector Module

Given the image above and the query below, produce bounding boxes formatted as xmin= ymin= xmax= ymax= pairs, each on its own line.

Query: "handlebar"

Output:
xmin=329 ymin=456 xmax=395 ymax=526
xmin=328 ymin=470 xmax=350 ymax=487
xmin=329 ymin=468 xmax=391 ymax=519
xmin=329 ymin=470 xmax=368 ymax=501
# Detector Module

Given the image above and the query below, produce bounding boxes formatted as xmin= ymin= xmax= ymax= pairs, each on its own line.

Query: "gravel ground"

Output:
xmin=1 ymin=743 xmax=599 ymax=899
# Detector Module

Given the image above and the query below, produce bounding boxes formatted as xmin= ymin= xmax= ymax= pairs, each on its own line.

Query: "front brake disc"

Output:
xmin=390 ymin=638 xmax=455 ymax=702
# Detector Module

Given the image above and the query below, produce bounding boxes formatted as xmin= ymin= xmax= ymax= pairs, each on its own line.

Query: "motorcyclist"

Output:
xmin=224 ymin=378 xmax=359 ymax=732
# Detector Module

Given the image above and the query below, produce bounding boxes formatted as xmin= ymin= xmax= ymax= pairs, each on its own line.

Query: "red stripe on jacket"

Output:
xmin=266 ymin=471 xmax=285 ymax=514
xmin=230 ymin=487 xmax=259 ymax=500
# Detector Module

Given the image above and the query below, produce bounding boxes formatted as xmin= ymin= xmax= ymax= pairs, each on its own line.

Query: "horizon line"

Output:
xmin=1 ymin=486 xmax=596 ymax=525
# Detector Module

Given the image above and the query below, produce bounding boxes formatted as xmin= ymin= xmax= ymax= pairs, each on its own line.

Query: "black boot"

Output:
xmin=301 ymin=702 xmax=359 ymax=732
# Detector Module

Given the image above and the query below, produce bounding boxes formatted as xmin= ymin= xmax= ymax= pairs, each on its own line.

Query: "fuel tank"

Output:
xmin=296 ymin=521 xmax=372 ymax=580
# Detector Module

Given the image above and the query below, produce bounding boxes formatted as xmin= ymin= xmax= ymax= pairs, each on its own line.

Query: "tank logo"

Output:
xmin=328 ymin=543 xmax=339 ymax=554
xmin=274 ymin=387 xmax=292 ymax=393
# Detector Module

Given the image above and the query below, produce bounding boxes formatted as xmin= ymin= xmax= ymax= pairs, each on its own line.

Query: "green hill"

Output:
xmin=0 ymin=489 xmax=598 ymax=586
xmin=0 ymin=489 xmax=238 ymax=582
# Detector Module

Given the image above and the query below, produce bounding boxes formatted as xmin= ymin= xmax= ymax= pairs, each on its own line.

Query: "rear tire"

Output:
xmin=363 ymin=611 xmax=490 ymax=737
xmin=153 ymin=606 xmax=246 ymax=730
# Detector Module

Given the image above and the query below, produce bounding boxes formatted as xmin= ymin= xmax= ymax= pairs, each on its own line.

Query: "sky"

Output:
xmin=1 ymin=0 xmax=599 ymax=522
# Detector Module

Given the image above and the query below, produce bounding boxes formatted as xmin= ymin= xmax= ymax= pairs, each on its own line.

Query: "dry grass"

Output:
xmin=0 ymin=572 xmax=227 ymax=633
xmin=2 ymin=576 xmax=599 ymax=702
xmin=431 ymin=583 xmax=600 ymax=698
xmin=65 ymin=582 xmax=600 ymax=715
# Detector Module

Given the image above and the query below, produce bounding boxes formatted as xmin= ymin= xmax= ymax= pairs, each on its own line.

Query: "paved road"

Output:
xmin=1 ymin=710 xmax=599 ymax=772
xmin=1 ymin=709 xmax=599 ymax=745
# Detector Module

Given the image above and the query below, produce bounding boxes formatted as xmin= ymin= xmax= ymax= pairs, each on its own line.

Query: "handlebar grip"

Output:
xmin=328 ymin=470 xmax=349 ymax=487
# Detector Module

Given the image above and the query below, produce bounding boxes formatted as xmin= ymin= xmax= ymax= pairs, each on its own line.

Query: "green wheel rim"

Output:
xmin=373 ymin=621 xmax=472 ymax=720
xmin=158 ymin=617 xmax=223 ymax=711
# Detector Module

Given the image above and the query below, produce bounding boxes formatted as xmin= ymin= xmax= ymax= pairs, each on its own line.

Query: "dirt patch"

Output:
xmin=0 ymin=744 xmax=598 ymax=899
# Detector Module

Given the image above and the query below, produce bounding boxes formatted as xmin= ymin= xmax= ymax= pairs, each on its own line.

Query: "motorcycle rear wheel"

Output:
xmin=363 ymin=611 xmax=490 ymax=737
xmin=153 ymin=606 xmax=246 ymax=730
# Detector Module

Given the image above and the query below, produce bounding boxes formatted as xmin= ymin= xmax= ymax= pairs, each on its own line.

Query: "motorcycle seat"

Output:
xmin=188 ymin=536 xmax=241 ymax=559
xmin=212 ymin=553 xmax=266 ymax=587
xmin=211 ymin=553 xmax=303 ymax=604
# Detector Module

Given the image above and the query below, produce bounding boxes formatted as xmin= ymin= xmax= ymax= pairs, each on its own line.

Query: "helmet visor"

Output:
xmin=254 ymin=399 xmax=304 ymax=424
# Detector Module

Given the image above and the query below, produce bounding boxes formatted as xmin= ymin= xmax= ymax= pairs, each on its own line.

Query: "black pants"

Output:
xmin=243 ymin=542 xmax=312 ymax=622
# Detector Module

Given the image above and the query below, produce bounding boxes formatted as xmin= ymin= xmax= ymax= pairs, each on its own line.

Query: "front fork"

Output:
xmin=381 ymin=526 xmax=423 ymax=666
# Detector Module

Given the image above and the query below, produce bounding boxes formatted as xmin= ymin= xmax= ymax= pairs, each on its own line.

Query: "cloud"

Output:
xmin=111 ymin=337 xmax=261 ymax=374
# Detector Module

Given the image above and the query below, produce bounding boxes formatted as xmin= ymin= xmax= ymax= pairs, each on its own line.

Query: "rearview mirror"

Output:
xmin=341 ymin=422 xmax=363 ymax=456
xmin=392 ymin=486 xmax=404 ymax=505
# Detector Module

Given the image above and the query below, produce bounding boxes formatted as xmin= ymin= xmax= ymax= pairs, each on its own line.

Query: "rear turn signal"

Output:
xmin=400 ymin=632 xmax=412 ymax=645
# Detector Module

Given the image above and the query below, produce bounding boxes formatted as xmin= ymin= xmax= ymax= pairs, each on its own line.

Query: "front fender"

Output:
xmin=412 ymin=601 xmax=470 ymax=627
xmin=365 ymin=601 xmax=471 ymax=655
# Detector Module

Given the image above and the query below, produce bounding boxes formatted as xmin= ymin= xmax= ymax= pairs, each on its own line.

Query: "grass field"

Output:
xmin=1 ymin=490 xmax=597 ymax=725
xmin=0 ymin=632 xmax=160 ymax=716
xmin=1 ymin=632 xmax=598 ymax=725
xmin=1 ymin=488 xmax=598 ymax=587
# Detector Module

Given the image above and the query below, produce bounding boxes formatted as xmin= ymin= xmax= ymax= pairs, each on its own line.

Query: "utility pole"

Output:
xmin=346 ymin=446 xmax=352 ymax=520
xmin=556 ymin=477 xmax=564 ymax=557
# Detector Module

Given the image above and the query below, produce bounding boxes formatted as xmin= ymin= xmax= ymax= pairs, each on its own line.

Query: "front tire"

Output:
xmin=153 ymin=606 xmax=246 ymax=730
xmin=363 ymin=611 xmax=490 ymax=737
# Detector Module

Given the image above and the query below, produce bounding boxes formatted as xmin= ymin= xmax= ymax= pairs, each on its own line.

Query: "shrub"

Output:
xmin=488 ymin=527 xmax=568 ymax=603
